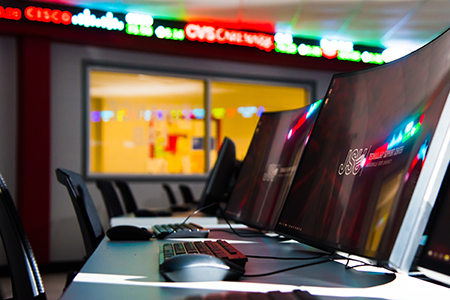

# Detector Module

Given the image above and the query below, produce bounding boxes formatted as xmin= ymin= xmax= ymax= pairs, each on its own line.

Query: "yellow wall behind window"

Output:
xmin=211 ymin=82 xmax=308 ymax=160
xmin=89 ymin=71 xmax=309 ymax=175
xmin=89 ymin=71 xmax=205 ymax=175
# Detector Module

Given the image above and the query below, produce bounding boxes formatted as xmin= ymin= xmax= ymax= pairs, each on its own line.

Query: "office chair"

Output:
xmin=56 ymin=168 xmax=105 ymax=258
xmin=179 ymin=184 xmax=199 ymax=205
xmin=114 ymin=180 xmax=171 ymax=217
xmin=114 ymin=180 xmax=138 ymax=213
xmin=162 ymin=183 xmax=190 ymax=212
xmin=95 ymin=180 xmax=125 ymax=219
xmin=0 ymin=173 xmax=47 ymax=300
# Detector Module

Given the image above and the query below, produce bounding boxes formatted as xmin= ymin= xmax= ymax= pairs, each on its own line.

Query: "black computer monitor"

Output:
xmin=225 ymin=100 xmax=322 ymax=231
xmin=275 ymin=27 xmax=450 ymax=272
xmin=418 ymin=162 xmax=450 ymax=285
xmin=198 ymin=137 xmax=239 ymax=214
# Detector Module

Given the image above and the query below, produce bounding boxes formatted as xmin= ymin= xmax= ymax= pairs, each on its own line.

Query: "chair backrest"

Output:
xmin=0 ymin=173 xmax=47 ymax=300
xmin=56 ymin=168 xmax=105 ymax=258
xmin=95 ymin=180 xmax=124 ymax=219
xmin=114 ymin=180 xmax=138 ymax=213
xmin=162 ymin=183 xmax=177 ymax=205
xmin=179 ymin=184 xmax=195 ymax=204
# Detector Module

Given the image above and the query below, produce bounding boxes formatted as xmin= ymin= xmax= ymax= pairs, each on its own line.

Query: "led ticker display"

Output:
xmin=4 ymin=2 xmax=388 ymax=64
xmin=126 ymin=24 xmax=153 ymax=37
xmin=277 ymin=39 xmax=384 ymax=65
xmin=72 ymin=8 xmax=124 ymax=31
xmin=125 ymin=13 xmax=153 ymax=26
xmin=155 ymin=26 xmax=184 ymax=40
xmin=0 ymin=6 xmax=21 ymax=20
xmin=185 ymin=22 xmax=274 ymax=51
xmin=125 ymin=12 xmax=154 ymax=37
xmin=25 ymin=6 xmax=72 ymax=24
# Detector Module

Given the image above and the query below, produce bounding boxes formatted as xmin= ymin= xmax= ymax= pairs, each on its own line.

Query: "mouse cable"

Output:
xmin=332 ymin=253 xmax=371 ymax=270
xmin=333 ymin=254 xmax=387 ymax=271
xmin=177 ymin=202 xmax=279 ymax=238
xmin=242 ymin=256 xmax=335 ymax=277
xmin=214 ymin=204 xmax=287 ymax=238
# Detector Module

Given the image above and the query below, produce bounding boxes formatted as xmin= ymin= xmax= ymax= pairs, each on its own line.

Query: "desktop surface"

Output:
xmin=59 ymin=227 xmax=450 ymax=300
xmin=110 ymin=211 xmax=219 ymax=228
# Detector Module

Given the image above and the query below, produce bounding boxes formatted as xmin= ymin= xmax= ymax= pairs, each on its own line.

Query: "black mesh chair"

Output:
xmin=179 ymin=184 xmax=199 ymax=205
xmin=95 ymin=180 xmax=125 ymax=219
xmin=114 ymin=180 xmax=171 ymax=217
xmin=0 ymin=173 xmax=47 ymax=300
xmin=56 ymin=168 xmax=105 ymax=258
xmin=162 ymin=183 xmax=190 ymax=212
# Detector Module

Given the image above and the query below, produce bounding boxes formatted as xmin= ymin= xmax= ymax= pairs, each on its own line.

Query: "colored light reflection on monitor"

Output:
xmin=225 ymin=100 xmax=322 ymax=231
xmin=275 ymin=28 xmax=450 ymax=272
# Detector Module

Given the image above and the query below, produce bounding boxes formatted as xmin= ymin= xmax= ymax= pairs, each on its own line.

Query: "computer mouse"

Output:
xmin=106 ymin=225 xmax=153 ymax=241
xmin=159 ymin=254 xmax=244 ymax=282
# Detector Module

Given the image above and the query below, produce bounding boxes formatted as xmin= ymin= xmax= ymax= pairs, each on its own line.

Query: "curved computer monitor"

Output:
xmin=198 ymin=137 xmax=239 ymax=215
xmin=225 ymin=101 xmax=322 ymax=231
xmin=275 ymin=27 xmax=450 ymax=272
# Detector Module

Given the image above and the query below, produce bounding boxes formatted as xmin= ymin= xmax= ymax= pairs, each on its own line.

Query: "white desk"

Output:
xmin=59 ymin=229 xmax=450 ymax=300
xmin=110 ymin=212 xmax=219 ymax=228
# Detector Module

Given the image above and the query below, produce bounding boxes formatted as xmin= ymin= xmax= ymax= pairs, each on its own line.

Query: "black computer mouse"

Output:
xmin=106 ymin=225 xmax=153 ymax=241
xmin=159 ymin=254 xmax=244 ymax=282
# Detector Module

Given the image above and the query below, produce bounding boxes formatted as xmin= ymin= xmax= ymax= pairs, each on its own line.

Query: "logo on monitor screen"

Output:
xmin=338 ymin=147 xmax=371 ymax=176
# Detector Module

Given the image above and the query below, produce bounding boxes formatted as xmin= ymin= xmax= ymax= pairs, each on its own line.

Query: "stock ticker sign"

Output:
xmin=25 ymin=6 xmax=72 ymax=25
xmin=0 ymin=6 xmax=21 ymax=20
xmin=184 ymin=23 xmax=274 ymax=52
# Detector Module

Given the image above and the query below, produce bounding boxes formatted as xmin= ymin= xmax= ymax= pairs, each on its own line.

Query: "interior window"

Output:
xmin=88 ymin=69 xmax=309 ymax=176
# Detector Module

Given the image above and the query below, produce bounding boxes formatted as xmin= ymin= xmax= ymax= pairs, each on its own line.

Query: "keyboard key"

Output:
xmin=173 ymin=243 xmax=186 ymax=255
xmin=184 ymin=242 xmax=198 ymax=254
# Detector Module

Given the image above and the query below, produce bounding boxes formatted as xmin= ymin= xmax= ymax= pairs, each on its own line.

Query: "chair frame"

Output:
xmin=0 ymin=174 xmax=47 ymax=300
xmin=96 ymin=180 xmax=124 ymax=219
xmin=56 ymin=168 xmax=105 ymax=258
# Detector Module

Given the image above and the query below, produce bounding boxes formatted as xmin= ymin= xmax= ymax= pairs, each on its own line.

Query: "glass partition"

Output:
xmin=87 ymin=67 xmax=310 ymax=177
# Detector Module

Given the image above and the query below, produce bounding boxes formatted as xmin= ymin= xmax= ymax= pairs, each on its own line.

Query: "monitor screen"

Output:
xmin=198 ymin=137 xmax=238 ymax=214
xmin=225 ymin=101 xmax=322 ymax=230
xmin=275 ymin=28 xmax=450 ymax=272
xmin=418 ymin=162 xmax=450 ymax=285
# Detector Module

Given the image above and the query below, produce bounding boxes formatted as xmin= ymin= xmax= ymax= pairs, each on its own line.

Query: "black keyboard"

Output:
xmin=159 ymin=240 xmax=248 ymax=268
xmin=152 ymin=222 xmax=210 ymax=239
xmin=185 ymin=289 xmax=318 ymax=300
